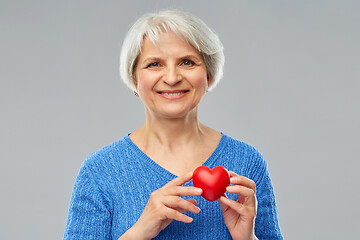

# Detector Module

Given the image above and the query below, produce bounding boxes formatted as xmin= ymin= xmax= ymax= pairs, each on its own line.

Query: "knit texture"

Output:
xmin=63 ymin=133 xmax=283 ymax=239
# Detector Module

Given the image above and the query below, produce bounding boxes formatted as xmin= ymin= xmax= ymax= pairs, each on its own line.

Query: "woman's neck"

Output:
xmin=129 ymin=108 xmax=222 ymax=176
xmin=136 ymin=108 xmax=206 ymax=150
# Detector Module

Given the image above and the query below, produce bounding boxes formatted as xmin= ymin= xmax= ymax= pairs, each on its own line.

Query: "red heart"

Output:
xmin=193 ymin=166 xmax=230 ymax=202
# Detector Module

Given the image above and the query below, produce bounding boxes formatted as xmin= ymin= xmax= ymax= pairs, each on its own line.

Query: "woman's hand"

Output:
xmin=122 ymin=172 xmax=203 ymax=240
xmin=218 ymin=171 xmax=258 ymax=240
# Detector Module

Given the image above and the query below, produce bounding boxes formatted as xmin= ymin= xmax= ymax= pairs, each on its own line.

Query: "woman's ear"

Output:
xmin=207 ymin=74 xmax=211 ymax=89
xmin=133 ymin=75 xmax=138 ymax=88
xmin=133 ymin=74 xmax=138 ymax=93
xmin=133 ymin=75 xmax=139 ymax=97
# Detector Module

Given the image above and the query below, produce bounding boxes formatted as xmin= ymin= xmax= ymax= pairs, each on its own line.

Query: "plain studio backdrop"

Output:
xmin=1 ymin=0 xmax=359 ymax=239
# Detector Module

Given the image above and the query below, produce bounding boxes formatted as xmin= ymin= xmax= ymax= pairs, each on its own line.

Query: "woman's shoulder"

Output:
xmin=81 ymin=135 xmax=132 ymax=168
xmin=221 ymin=133 xmax=264 ymax=158
xmin=220 ymin=133 xmax=268 ymax=182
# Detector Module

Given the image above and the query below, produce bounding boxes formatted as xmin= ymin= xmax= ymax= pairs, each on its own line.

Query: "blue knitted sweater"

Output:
xmin=63 ymin=133 xmax=283 ymax=239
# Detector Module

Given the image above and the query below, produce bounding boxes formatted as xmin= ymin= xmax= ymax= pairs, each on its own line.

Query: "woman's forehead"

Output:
xmin=140 ymin=31 xmax=200 ymax=57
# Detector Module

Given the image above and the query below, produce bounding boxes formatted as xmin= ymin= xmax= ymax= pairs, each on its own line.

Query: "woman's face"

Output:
xmin=135 ymin=31 xmax=209 ymax=119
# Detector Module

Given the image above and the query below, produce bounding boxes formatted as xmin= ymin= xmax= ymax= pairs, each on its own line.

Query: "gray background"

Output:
xmin=1 ymin=0 xmax=359 ymax=239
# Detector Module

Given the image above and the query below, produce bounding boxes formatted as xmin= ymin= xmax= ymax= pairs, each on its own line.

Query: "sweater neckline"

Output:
xmin=124 ymin=132 xmax=228 ymax=181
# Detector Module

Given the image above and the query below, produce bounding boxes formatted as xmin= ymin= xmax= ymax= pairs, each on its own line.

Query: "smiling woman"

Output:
xmin=135 ymin=31 xmax=208 ymax=119
xmin=63 ymin=10 xmax=283 ymax=240
xmin=120 ymin=10 xmax=224 ymax=93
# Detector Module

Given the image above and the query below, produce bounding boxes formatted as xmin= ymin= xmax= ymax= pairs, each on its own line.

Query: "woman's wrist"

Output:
xmin=118 ymin=223 xmax=150 ymax=240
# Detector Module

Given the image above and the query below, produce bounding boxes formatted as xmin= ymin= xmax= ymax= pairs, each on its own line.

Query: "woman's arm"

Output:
xmin=64 ymin=167 xmax=202 ymax=240
xmin=63 ymin=165 xmax=112 ymax=240
xmin=254 ymin=169 xmax=283 ymax=240
xmin=245 ymin=148 xmax=283 ymax=239
xmin=118 ymin=172 xmax=202 ymax=240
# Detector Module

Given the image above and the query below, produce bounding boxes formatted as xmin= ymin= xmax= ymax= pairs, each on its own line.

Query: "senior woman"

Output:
xmin=64 ymin=10 xmax=283 ymax=240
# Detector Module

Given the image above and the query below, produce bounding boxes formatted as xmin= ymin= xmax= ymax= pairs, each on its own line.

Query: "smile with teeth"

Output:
xmin=159 ymin=91 xmax=188 ymax=95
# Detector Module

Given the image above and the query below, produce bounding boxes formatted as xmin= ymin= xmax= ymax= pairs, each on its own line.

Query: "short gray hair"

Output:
xmin=119 ymin=10 xmax=225 ymax=92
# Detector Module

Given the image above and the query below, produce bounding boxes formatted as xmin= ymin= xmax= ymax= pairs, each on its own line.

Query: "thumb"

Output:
xmin=217 ymin=193 xmax=229 ymax=212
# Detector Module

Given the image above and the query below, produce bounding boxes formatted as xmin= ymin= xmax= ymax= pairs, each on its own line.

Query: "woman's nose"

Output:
xmin=163 ymin=67 xmax=182 ymax=86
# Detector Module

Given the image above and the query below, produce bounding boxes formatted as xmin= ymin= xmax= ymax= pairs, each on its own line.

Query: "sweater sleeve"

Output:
xmin=63 ymin=163 xmax=112 ymax=240
xmin=253 ymin=159 xmax=283 ymax=240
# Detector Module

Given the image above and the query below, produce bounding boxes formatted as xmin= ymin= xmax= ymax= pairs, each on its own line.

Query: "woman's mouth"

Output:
xmin=158 ymin=90 xmax=189 ymax=99
xmin=160 ymin=91 xmax=188 ymax=96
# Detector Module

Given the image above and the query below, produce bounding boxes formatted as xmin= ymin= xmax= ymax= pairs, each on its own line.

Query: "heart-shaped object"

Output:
xmin=193 ymin=166 xmax=230 ymax=201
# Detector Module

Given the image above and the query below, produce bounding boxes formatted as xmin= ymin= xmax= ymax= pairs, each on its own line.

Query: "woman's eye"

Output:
xmin=182 ymin=60 xmax=195 ymax=66
xmin=147 ymin=62 xmax=160 ymax=68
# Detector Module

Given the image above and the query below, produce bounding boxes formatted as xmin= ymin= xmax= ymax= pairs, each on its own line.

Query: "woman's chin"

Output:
xmin=152 ymin=107 xmax=197 ymax=120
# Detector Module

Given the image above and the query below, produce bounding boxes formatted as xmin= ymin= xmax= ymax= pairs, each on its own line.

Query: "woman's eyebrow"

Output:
xmin=141 ymin=54 xmax=201 ymax=64
xmin=180 ymin=54 xmax=201 ymax=61
xmin=142 ymin=57 xmax=161 ymax=63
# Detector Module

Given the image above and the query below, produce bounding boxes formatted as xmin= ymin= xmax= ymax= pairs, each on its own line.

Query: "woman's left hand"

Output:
xmin=218 ymin=171 xmax=258 ymax=240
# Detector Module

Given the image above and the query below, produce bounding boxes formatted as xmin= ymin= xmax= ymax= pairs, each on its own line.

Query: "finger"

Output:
xmin=165 ymin=186 xmax=203 ymax=197
xmin=229 ymin=171 xmax=238 ymax=177
xmin=165 ymin=207 xmax=194 ymax=223
xmin=176 ymin=199 xmax=198 ymax=214
xmin=166 ymin=172 xmax=193 ymax=187
xmin=218 ymin=196 xmax=244 ymax=213
xmin=226 ymin=185 xmax=256 ymax=204
xmin=163 ymin=196 xmax=201 ymax=214
xmin=217 ymin=195 xmax=229 ymax=212
xmin=186 ymin=198 xmax=197 ymax=206
xmin=182 ymin=198 xmax=197 ymax=210
xmin=229 ymin=173 xmax=256 ymax=193
xmin=218 ymin=196 xmax=256 ymax=217
xmin=226 ymin=185 xmax=255 ymax=198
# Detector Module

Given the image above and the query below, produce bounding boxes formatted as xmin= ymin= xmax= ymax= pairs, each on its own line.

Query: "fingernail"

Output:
xmin=226 ymin=186 xmax=234 ymax=191
xmin=220 ymin=196 xmax=228 ymax=201
xmin=195 ymin=188 xmax=203 ymax=194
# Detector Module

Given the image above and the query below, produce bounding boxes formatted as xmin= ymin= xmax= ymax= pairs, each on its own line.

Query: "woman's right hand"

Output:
xmin=120 ymin=171 xmax=203 ymax=240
